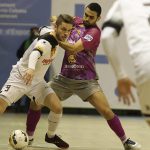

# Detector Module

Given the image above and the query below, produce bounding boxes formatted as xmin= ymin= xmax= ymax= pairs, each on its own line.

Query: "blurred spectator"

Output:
xmin=16 ymin=27 xmax=39 ymax=59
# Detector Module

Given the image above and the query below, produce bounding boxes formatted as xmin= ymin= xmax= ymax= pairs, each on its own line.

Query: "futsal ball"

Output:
xmin=9 ymin=129 xmax=29 ymax=150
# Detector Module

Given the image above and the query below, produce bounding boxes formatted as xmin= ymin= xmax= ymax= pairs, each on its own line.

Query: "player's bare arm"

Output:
xmin=22 ymin=45 xmax=42 ymax=85
xmin=58 ymin=39 xmax=84 ymax=52
xmin=22 ymin=50 xmax=41 ymax=85
xmin=101 ymin=28 xmax=137 ymax=105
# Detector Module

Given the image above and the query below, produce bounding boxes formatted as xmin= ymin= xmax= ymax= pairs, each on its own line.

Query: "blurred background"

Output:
xmin=0 ymin=0 xmax=141 ymax=115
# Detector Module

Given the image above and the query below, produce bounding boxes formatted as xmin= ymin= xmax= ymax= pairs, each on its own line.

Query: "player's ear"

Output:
xmin=54 ymin=23 xmax=57 ymax=30
xmin=50 ymin=16 xmax=57 ymax=26
xmin=97 ymin=16 xmax=101 ymax=22
xmin=51 ymin=16 xmax=57 ymax=22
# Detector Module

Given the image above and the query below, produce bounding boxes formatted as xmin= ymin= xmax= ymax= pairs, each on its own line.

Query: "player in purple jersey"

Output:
xmin=60 ymin=16 xmax=100 ymax=80
xmin=26 ymin=3 xmax=141 ymax=150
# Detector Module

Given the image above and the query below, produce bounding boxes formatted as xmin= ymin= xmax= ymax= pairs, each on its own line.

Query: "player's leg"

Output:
xmin=0 ymin=98 xmax=9 ymax=113
xmin=43 ymin=93 xmax=69 ymax=149
xmin=75 ymin=79 xmax=141 ymax=150
xmin=0 ymin=83 xmax=26 ymax=114
xmin=87 ymin=91 xmax=141 ymax=150
xmin=138 ymin=80 xmax=150 ymax=127
xmin=44 ymin=77 xmax=74 ymax=149
xmin=28 ymin=80 xmax=70 ymax=149
xmin=26 ymin=101 xmax=42 ymax=145
xmin=0 ymin=84 xmax=14 ymax=113
xmin=44 ymin=92 xmax=62 ymax=135
xmin=87 ymin=91 xmax=126 ymax=139
xmin=0 ymin=66 xmax=28 ymax=113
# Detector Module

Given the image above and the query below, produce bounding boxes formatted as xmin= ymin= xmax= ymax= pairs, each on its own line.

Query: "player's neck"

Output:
xmin=50 ymin=31 xmax=56 ymax=38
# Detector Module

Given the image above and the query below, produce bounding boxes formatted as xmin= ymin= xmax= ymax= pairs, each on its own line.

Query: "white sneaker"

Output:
xmin=124 ymin=138 xmax=141 ymax=150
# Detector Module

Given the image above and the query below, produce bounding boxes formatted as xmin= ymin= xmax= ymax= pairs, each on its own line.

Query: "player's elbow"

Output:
xmin=101 ymin=27 xmax=117 ymax=41
xmin=101 ymin=27 xmax=118 ymax=51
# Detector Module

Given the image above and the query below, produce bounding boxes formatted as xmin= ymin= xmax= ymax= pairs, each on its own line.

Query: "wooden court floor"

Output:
xmin=0 ymin=113 xmax=150 ymax=150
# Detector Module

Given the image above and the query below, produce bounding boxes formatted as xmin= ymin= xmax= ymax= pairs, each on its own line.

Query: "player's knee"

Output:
xmin=100 ymin=107 xmax=114 ymax=120
xmin=44 ymin=98 xmax=63 ymax=113
xmin=0 ymin=106 xmax=5 ymax=114
xmin=44 ymin=93 xmax=63 ymax=113
xmin=146 ymin=119 xmax=150 ymax=125
xmin=0 ymin=98 xmax=8 ymax=114
xmin=52 ymin=105 xmax=62 ymax=114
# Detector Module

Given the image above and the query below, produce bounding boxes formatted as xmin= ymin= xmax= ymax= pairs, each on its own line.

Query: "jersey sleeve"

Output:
xmin=81 ymin=28 xmax=101 ymax=50
xmin=102 ymin=0 xmax=123 ymax=35
xmin=33 ymin=33 xmax=58 ymax=55
xmin=39 ymin=26 xmax=54 ymax=36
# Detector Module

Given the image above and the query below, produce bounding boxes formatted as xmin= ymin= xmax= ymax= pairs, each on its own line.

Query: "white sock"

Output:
xmin=122 ymin=137 xmax=128 ymax=144
xmin=47 ymin=111 xmax=62 ymax=138
xmin=28 ymin=135 xmax=34 ymax=140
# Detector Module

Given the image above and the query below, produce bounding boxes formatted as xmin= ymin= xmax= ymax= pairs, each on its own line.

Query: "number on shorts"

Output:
xmin=4 ymin=85 xmax=11 ymax=92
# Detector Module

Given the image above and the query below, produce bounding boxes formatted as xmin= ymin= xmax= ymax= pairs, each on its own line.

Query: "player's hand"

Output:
xmin=23 ymin=68 xmax=35 ymax=85
xmin=117 ymin=77 xmax=136 ymax=105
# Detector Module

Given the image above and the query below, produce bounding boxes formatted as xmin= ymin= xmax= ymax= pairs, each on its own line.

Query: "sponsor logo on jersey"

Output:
xmin=42 ymin=58 xmax=52 ymax=65
xmin=64 ymin=64 xmax=84 ymax=69
xmin=83 ymin=34 xmax=93 ymax=41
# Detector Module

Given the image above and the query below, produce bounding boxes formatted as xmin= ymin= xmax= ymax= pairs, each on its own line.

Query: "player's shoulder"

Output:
xmin=39 ymin=26 xmax=54 ymax=36
xmin=87 ymin=25 xmax=101 ymax=35
xmin=38 ymin=27 xmax=58 ymax=47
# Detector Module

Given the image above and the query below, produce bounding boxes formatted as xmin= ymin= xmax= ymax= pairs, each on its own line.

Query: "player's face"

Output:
xmin=83 ymin=7 xmax=100 ymax=27
xmin=55 ymin=22 xmax=73 ymax=41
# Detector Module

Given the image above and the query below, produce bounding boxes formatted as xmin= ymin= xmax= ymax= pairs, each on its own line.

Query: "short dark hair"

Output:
xmin=86 ymin=3 xmax=102 ymax=17
xmin=56 ymin=14 xmax=73 ymax=26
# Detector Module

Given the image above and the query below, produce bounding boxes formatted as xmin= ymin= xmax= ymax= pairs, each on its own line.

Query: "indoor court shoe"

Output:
xmin=45 ymin=133 xmax=69 ymax=149
xmin=28 ymin=138 xmax=34 ymax=145
xmin=124 ymin=138 xmax=141 ymax=150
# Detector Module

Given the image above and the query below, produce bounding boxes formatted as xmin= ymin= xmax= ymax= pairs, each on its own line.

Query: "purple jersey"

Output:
xmin=61 ymin=17 xmax=101 ymax=80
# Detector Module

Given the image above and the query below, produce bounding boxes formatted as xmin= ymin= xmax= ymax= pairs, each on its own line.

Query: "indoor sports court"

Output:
xmin=1 ymin=0 xmax=150 ymax=150
xmin=0 ymin=113 xmax=150 ymax=150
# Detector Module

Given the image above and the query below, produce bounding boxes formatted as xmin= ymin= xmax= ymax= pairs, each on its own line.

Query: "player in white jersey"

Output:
xmin=0 ymin=14 xmax=73 ymax=149
xmin=102 ymin=0 xmax=150 ymax=126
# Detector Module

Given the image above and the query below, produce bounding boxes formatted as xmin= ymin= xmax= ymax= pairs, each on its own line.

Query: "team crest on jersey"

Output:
xmin=83 ymin=34 xmax=93 ymax=41
xmin=68 ymin=54 xmax=76 ymax=64
xmin=77 ymin=29 xmax=81 ymax=35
